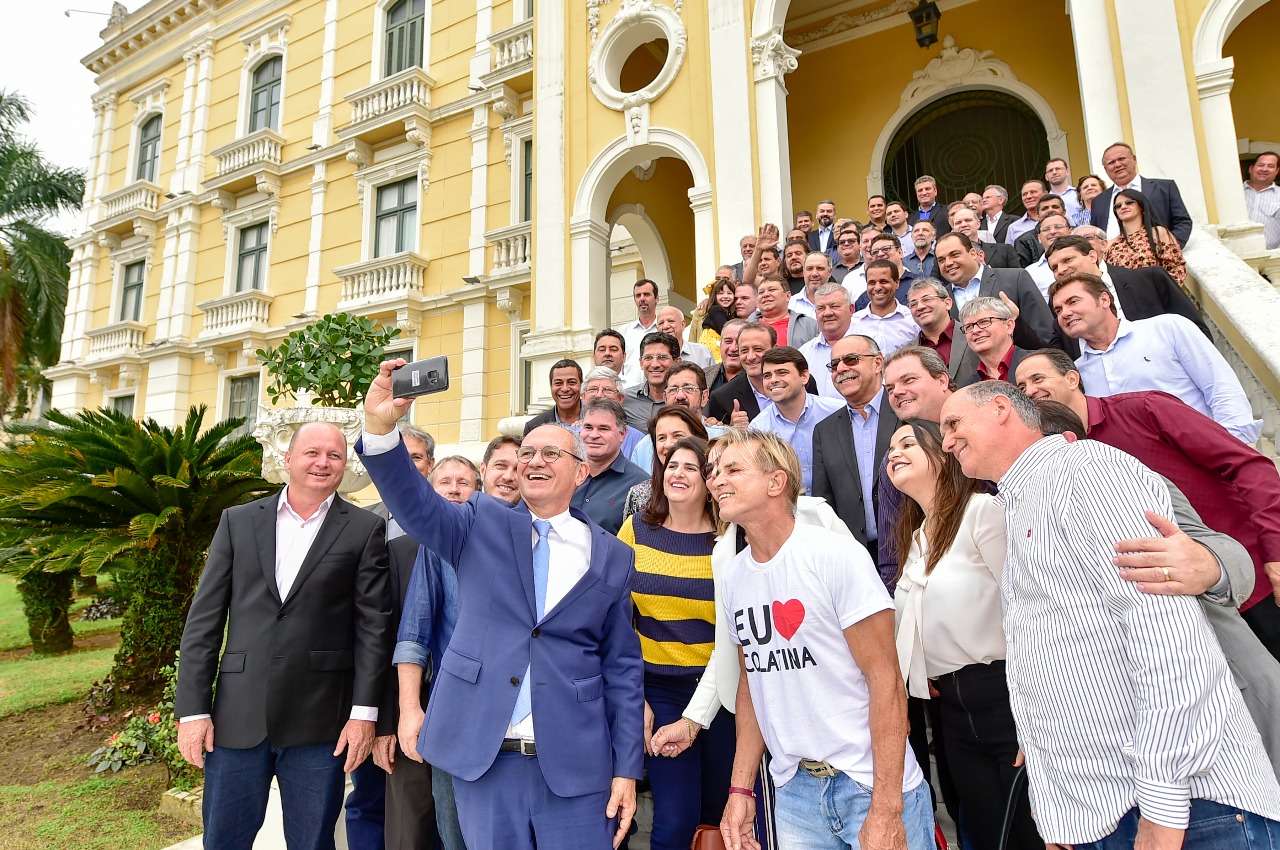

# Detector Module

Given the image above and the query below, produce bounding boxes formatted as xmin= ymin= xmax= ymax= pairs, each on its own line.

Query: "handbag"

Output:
xmin=691 ymin=824 xmax=727 ymax=850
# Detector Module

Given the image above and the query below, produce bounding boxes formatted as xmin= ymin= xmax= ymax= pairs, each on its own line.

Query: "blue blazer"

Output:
xmin=359 ymin=438 xmax=644 ymax=797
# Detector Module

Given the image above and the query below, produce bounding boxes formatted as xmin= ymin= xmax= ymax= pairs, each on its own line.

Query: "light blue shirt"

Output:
xmin=1075 ymin=315 xmax=1261 ymax=443
xmin=950 ymin=264 xmax=988 ymax=310
xmin=1004 ymin=213 xmax=1037 ymax=245
xmin=629 ymin=423 xmax=729 ymax=472
xmin=849 ymin=303 xmax=919 ymax=358
xmin=749 ymin=393 xmax=845 ymax=494
xmin=789 ymin=290 xmax=817 ymax=318
xmin=798 ymin=328 xmax=857 ymax=400
xmin=847 ymin=388 xmax=886 ymax=541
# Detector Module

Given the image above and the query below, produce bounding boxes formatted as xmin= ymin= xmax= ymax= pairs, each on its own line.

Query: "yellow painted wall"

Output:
xmin=1224 ymin=1 xmax=1280 ymax=151
xmin=607 ymin=157 xmax=698 ymax=304
xmin=785 ymin=0 xmax=1089 ymax=214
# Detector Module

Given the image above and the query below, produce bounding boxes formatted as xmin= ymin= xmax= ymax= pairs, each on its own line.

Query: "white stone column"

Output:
xmin=456 ymin=286 xmax=489 ymax=443
xmin=305 ymin=162 xmax=328 ymax=316
xmin=689 ymin=185 xmax=716 ymax=283
xmin=92 ymin=93 xmax=118 ymax=208
xmin=187 ymin=43 xmax=215 ymax=191
xmin=313 ymin=0 xmax=340 ymax=146
xmin=162 ymin=207 xmax=202 ymax=342
xmin=1066 ymin=0 xmax=1125 ymax=169
xmin=569 ymin=216 xmax=611 ymax=334
xmin=709 ymin=0 xmax=756 ymax=259
xmin=750 ymin=27 xmax=800 ymax=229
xmin=1112 ymin=0 xmax=1208 ymax=223
xmin=467 ymin=105 xmax=492 ymax=277
xmin=60 ymin=237 xmax=95 ymax=362
xmin=1196 ymin=58 xmax=1256 ymax=235
xmin=173 ymin=45 xmax=200 ymax=193
xmin=532 ymin=0 xmax=567 ymax=335
xmin=82 ymin=95 xmax=110 ymax=230
xmin=471 ymin=0 xmax=494 ymax=85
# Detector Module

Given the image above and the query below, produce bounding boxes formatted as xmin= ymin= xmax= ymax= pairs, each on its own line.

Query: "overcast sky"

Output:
xmin=0 ymin=1 xmax=109 ymax=234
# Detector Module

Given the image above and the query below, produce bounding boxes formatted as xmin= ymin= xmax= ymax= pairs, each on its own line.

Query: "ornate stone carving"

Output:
xmin=203 ymin=350 xmax=227 ymax=368
xmin=117 ymin=365 xmax=140 ymax=387
xmin=789 ymin=0 xmax=915 ymax=46
xmin=492 ymin=97 xmax=518 ymax=120
xmin=900 ymin=36 xmax=1014 ymax=105
xmin=405 ymin=121 xmax=430 ymax=147
xmin=587 ymin=0 xmax=616 ymax=44
xmin=751 ymin=27 xmax=802 ymax=83
xmin=91 ymin=91 xmax=118 ymax=113
xmin=108 ymin=2 xmax=128 ymax=27
xmin=345 ymin=143 xmax=371 ymax=169
xmin=253 ymin=406 xmax=370 ymax=494
xmin=494 ymin=286 xmax=525 ymax=321
xmin=631 ymin=160 xmax=656 ymax=181
xmin=588 ymin=0 xmax=688 ymax=123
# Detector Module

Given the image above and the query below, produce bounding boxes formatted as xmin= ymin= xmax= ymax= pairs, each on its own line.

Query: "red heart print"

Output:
xmin=772 ymin=599 xmax=805 ymax=641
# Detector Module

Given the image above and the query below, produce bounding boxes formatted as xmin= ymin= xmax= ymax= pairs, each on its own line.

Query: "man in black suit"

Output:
xmin=812 ymin=334 xmax=899 ymax=571
xmin=1091 ymin=141 xmax=1194 ymax=246
xmin=176 ymin=420 xmax=392 ymax=850
xmin=807 ymin=200 xmax=840 ymax=263
xmin=1044 ymin=234 xmax=1210 ymax=356
xmin=934 ymin=232 xmax=1057 ymax=352
xmin=948 ymin=203 xmax=1019 ymax=268
xmin=980 ymin=184 xmax=1017 ymax=244
xmin=706 ymin=321 xmax=817 ymax=424
xmin=907 ymin=174 xmax=951 ymax=238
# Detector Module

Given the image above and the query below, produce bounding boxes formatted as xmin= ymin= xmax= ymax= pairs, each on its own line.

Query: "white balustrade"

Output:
xmin=213 ymin=130 xmax=284 ymax=176
xmin=198 ymin=290 xmax=274 ymax=335
xmin=85 ymin=322 xmax=145 ymax=357
xmin=336 ymin=253 xmax=429 ymax=304
xmin=491 ymin=20 xmax=534 ymax=73
xmin=100 ymin=181 xmax=161 ymax=220
xmin=347 ymin=68 xmax=433 ymax=126
xmin=486 ymin=223 xmax=532 ymax=274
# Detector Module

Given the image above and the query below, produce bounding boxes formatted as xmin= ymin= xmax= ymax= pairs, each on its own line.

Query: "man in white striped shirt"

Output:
xmin=939 ymin=381 xmax=1280 ymax=849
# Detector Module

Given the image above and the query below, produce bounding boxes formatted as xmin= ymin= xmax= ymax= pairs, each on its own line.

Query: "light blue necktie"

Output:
xmin=510 ymin=519 xmax=552 ymax=726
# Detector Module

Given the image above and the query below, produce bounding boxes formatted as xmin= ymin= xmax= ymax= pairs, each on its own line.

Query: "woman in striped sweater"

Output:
xmin=617 ymin=436 xmax=734 ymax=850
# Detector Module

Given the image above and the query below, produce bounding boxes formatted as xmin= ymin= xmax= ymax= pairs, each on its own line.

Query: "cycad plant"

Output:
xmin=0 ymin=406 xmax=278 ymax=688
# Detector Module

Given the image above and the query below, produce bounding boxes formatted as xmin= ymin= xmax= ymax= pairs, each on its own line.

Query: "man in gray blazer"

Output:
xmin=934 ymin=232 xmax=1057 ymax=352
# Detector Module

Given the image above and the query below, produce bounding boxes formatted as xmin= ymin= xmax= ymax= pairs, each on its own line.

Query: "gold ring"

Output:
xmin=1161 ymin=567 xmax=1171 ymax=582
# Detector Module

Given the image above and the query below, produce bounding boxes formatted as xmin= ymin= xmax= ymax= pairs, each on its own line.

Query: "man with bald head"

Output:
xmin=359 ymin=364 xmax=644 ymax=850
xmin=177 ymin=420 xmax=393 ymax=850
xmin=656 ymin=305 xmax=715 ymax=370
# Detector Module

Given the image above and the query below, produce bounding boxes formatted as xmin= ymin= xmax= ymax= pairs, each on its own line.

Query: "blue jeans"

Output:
xmin=346 ymin=757 xmax=387 ymax=850
xmin=203 ymin=740 xmax=346 ymax=850
xmin=1075 ymin=800 xmax=1280 ymax=849
xmin=774 ymin=769 xmax=935 ymax=850
xmin=431 ymin=765 xmax=466 ymax=849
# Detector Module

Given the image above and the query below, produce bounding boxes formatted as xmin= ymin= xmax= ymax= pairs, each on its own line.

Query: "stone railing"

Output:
xmin=99 ymin=180 xmax=162 ymax=221
xmin=197 ymin=289 xmax=275 ymax=336
xmin=346 ymin=67 xmax=434 ymax=127
xmin=491 ymin=19 xmax=533 ymax=74
xmin=1184 ymin=229 xmax=1280 ymax=460
xmin=485 ymin=222 xmax=532 ymax=275
xmin=85 ymin=321 xmax=146 ymax=358
xmin=334 ymin=252 xmax=430 ymax=305
xmin=211 ymin=129 xmax=285 ymax=176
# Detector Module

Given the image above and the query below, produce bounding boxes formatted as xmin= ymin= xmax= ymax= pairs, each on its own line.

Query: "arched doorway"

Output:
xmin=882 ymin=91 xmax=1050 ymax=215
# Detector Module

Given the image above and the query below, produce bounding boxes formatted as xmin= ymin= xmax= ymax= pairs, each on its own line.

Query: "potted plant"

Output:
xmin=254 ymin=312 xmax=402 ymax=494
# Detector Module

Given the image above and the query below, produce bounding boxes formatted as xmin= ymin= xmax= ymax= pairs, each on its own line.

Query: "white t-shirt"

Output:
xmin=721 ymin=525 xmax=925 ymax=790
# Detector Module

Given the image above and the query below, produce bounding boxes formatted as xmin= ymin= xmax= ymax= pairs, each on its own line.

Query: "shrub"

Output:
xmin=87 ymin=658 xmax=198 ymax=788
xmin=257 ymin=312 xmax=401 ymax=408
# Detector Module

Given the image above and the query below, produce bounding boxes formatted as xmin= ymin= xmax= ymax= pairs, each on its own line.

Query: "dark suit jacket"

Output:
xmin=811 ymin=400 xmax=900 ymax=546
xmin=523 ymin=407 xmax=567 ymax=436
xmin=918 ymin=324 xmax=980 ymax=384
xmin=176 ymin=493 xmax=393 ymax=749
xmin=707 ymin=370 xmax=818 ymax=423
xmin=807 ymin=229 xmax=840 ymax=265
xmin=962 ymin=345 xmax=1032 ymax=387
xmin=1014 ymin=229 xmax=1044 ymax=268
xmin=359 ymin=439 xmax=644 ymax=797
xmin=1052 ymin=265 xmax=1212 ymax=357
xmin=984 ymin=212 xmax=1016 ymax=244
xmin=376 ymin=534 xmax=426 ymax=736
xmin=978 ymin=240 xmax=1020 ymax=269
xmin=908 ymin=207 xmax=951 ymax=238
xmin=1090 ymin=177 xmax=1193 ymax=246
xmin=951 ymin=266 xmax=1058 ymax=352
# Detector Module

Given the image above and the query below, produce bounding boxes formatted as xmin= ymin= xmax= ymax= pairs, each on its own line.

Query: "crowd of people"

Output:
xmin=171 ymin=142 xmax=1280 ymax=850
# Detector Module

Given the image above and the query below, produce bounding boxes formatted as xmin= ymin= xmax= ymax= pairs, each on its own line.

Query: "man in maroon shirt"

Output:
xmin=1015 ymin=348 xmax=1280 ymax=660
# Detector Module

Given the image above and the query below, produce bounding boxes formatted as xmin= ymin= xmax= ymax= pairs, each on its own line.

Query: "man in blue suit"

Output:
xmin=358 ymin=360 xmax=644 ymax=850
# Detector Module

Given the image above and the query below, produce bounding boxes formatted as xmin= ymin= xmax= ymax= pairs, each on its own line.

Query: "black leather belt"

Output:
xmin=500 ymin=738 xmax=537 ymax=755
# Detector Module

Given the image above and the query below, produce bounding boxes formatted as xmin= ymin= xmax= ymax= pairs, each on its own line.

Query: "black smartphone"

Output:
xmin=391 ymin=355 xmax=450 ymax=399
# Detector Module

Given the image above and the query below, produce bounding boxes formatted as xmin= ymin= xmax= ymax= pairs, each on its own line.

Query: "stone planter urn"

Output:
xmin=252 ymin=391 xmax=370 ymax=495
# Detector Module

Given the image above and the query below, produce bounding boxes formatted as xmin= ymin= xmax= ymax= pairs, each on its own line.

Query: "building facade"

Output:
xmin=50 ymin=0 xmax=1280 ymax=455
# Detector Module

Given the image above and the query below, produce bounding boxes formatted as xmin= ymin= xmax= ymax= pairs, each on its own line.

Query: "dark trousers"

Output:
xmin=1075 ymin=799 xmax=1280 ymax=849
xmin=384 ymin=742 xmax=437 ymax=850
xmin=346 ymin=757 xmax=387 ymax=850
xmin=1242 ymin=600 xmax=1280 ymax=662
xmin=203 ymin=739 xmax=345 ymax=850
xmin=453 ymin=750 xmax=614 ymax=849
xmin=907 ymin=695 xmax=961 ymax=826
xmin=644 ymin=673 xmax=736 ymax=850
xmin=932 ymin=661 xmax=1041 ymax=850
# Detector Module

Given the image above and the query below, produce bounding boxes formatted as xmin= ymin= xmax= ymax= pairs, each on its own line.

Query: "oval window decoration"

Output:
xmin=588 ymin=0 xmax=688 ymax=112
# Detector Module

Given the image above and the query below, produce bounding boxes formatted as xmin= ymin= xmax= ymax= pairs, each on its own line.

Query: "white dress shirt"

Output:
xmin=680 ymin=340 xmax=716 ymax=371
xmin=1105 ymin=174 xmax=1143 ymax=238
xmin=798 ymin=328 xmax=857 ymax=400
xmin=949 ymin=264 xmax=988 ymax=310
xmin=1075 ymin=315 xmax=1261 ymax=443
xmin=1026 ymin=255 xmax=1055 ymax=301
xmin=849 ymin=302 xmax=918 ymax=357
xmin=618 ymin=316 xmax=659 ymax=386
xmin=1244 ymin=181 xmax=1280 ymax=250
xmin=788 ymin=290 xmax=817 ymax=318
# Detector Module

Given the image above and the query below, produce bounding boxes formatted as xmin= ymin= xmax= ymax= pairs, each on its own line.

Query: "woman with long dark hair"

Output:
xmin=691 ymin=278 xmax=737 ymax=362
xmin=617 ymin=436 xmax=735 ymax=850
xmin=888 ymin=419 xmax=1042 ymax=850
xmin=623 ymin=404 xmax=708 ymax=520
xmin=1104 ymin=187 xmax=1188 ymax=286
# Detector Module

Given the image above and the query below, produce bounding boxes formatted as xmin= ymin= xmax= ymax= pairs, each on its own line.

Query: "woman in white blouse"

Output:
xmin=887 ymin=419 xmax=1043 ymax=850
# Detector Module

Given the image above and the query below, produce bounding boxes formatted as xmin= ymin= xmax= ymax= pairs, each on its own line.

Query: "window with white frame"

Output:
xmin=236 ymin=222 xmax=270 ymax=292
xmin=136 ymin=114 xmax=161 ymax=182
xmin=522 ymin=138 xmax=533 ymax=223
xmin=248 ymin=56 xmax=282 ymax=133
xmin=374 ymin=178 xmax=418 ymax=257
xmin=120 ymin=261 xmax=145 ymax=322
xmin=227 ymin=374 xmax=260 ymax=437
xmin=384 ymin=0 xmax=426 ymax=77
xmin=112 ymin=394 xmax=136 ymax=418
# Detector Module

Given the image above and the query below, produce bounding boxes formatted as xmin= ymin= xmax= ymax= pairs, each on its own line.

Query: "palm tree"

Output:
xmin=0 ymin=90 xmax=85 ymax=418
xmin=0 ymin=406 xmax=278 ymax=687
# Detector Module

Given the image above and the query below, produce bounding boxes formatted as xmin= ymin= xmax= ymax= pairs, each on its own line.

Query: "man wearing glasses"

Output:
xmin=854 ymin=234 xmax=917 ymax=310
xmin=622 ymin=331 xmax=681 ymax=432
xmin=1025 ymin=212 xmax=1074 ymax=300
xmin=571 ymin=398 xmax=649 ymax=535
xmin=956 ymin=296 xmax=1028 ymax=387
xmin=629 ymin=363 xmax=730 ymax=469
xmin=359 ymin=367 xmax=645 ymax=850
xmin=907 ymin=278 xmax=977 ymax=383
xmin=830 ymin=224 xmax=865 ymax=295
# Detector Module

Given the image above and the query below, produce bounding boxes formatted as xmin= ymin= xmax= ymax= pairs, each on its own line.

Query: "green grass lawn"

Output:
xmin=0 ymin=775 xmax=193 ymax=850
xmin=0 ymin=645 xmax=116 ymax=718
xmin=0 ymin=575 xmax=122 ymax=653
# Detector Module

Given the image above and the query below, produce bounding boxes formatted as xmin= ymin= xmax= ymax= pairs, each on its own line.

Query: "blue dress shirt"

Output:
xmin=392 ymin=546 xmax=461 ymax=677
xmin=848 ymin=388 xmax=886 ymax=542
xmin=749 ymin=393 xmax=845 ymax=494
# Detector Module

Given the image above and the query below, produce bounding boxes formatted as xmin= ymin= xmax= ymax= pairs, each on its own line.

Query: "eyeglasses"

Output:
xmin=1113 ymin=199 xmax=1137 ymax=211
xmin=868 ymin=246 xmax=897 ymax=257
xmin=907 ymin=294 xmax=945 ymax=310
xmin=582 ymin=386 xmax=619 ymax=397
xmin=837 ymin=238 xmax=859 ymax=246
xmin=640 ymin=354 xmax=673 ymax=364
xmin=827 ymin=352 xmax=877 ymax=372
xmin=960 ymin=316 xmax=1004 ymax=335
xmin=663 ymin=384 xmax=702 ymax=396
xmin=517 ymin=445 xmax=583 ymax=464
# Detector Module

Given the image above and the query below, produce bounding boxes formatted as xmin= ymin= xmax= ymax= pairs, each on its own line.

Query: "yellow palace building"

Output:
xmin=49 ymin=0 xmax=1280 ymax=457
